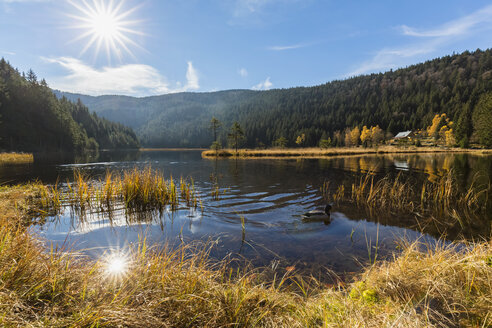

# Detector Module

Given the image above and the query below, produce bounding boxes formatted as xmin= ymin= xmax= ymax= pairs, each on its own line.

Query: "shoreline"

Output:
xmin=202 ymin=146 xmax=492 ymax=159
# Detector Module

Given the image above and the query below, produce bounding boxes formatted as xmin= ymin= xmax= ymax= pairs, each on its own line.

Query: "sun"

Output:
xmin=67 ymin=0 xmax=145 ymax=63
xmin=92 ymin=10 xmax=119 ymax=38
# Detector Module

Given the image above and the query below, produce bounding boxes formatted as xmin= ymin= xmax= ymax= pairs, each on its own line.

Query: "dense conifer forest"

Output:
xmin=0 ymin=59 xmax=139 ymax=152
xmin=56 ymin=48 xmax=491 ymax=148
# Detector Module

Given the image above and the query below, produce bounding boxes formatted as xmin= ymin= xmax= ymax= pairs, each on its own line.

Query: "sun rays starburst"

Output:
xmin=67 ymin=0 xmax=145 ymax=63
xmin=103 ymin=250 xmax=131 ymax=281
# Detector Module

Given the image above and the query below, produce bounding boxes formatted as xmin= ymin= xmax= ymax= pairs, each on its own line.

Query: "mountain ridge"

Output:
xmin=54 ymin=48 xmax=492 ymax=148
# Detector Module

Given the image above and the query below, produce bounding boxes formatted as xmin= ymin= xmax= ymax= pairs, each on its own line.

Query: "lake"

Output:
xmin=1 ymin=150 xmax=490 ymax=279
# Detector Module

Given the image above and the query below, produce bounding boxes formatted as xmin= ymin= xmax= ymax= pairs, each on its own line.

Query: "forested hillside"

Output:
xmin=0 ymin=59 xmax=139 ymax=152
xmin=56 ymin=48 xmax=492 ymax=148
xmin=53 ymin=90 xmax=259 ymax=147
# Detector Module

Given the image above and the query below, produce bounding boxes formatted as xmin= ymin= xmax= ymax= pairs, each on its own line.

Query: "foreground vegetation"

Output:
xmin=0 ymin=152 xmax=33 ymax=166
xmin=202 ymin=146 xmax=491 ymax=158
xmin=0 ymin=173 xmax=490 ymax=327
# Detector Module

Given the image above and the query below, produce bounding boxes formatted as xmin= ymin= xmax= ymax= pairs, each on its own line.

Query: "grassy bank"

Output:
xmin=202 ymin=146 xmax=492 ymax=159
xmin=0 ymin=152 xmax=33 ymax=166
xmin=0 ymin=183 xmax=490 ymax=327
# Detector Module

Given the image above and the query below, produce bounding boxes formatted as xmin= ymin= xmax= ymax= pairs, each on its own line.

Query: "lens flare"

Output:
xmin=67 ymin=0 xmax=145 ymax=63
xmin=106 ymin=255 xmax=126 ymax=274
xmin=103 ymin=251 xmax=129 ymax=280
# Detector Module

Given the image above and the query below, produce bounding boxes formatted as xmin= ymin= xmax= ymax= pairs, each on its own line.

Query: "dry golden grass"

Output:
xmin=0 ymin=183 xmax=490 ymax=327
xmin=202 ymin=146 xmax=492 ymax=159
xmin=0 ymin=152 xmax=33 ymax=165
xmin=0 ymin=183 xmax=51 ymax=220
xmin=303 ymin=240 xmax=492 ymax=328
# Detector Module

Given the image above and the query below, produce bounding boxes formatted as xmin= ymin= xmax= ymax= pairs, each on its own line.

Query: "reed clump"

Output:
xmin=40 ymin=167 xmax=199 ymax=219
xmin=0 ymin=182 xmax=51 ymax=219
xmin=349 ymin=172 xmax=415 ymax=212
xmin=337 ymin=170 xmax=490 ymax=219
xmin=0 ymin=152 xmax=33 ymax=166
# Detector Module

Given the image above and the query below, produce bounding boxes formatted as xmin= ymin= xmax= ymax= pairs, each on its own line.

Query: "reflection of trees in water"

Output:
xmin=359 ymin=156 xmax=380 ymax=173
xmin=295 ymin=158 xmax=305 ymax=171
xmin=392 ymin=153 xmax=491 ymax=189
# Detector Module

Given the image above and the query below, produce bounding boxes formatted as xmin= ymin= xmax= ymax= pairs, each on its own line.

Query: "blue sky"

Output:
xmin=1 ymin=0 xmax=492 ymax=96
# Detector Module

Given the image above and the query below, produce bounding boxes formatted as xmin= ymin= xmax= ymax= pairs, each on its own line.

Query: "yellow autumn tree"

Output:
xmin=344 ymin=128 xmax=352 ymax=146
xmin=445 ymin=129 xmax=456 ymax=146
xmin=295 ymin=133 xmax=305 ymax=146
xmin=427 ymin=113 xmax=447 ymax=140
xmin=360 ymin=126 xmax=371 ymax=147
xmin=350 ymin=127 xmax=360 ymax=146
xmin=427 ymin=113 xmax=456 ymax=145
xmin=371 ymin=125 xmax=385 ymax=145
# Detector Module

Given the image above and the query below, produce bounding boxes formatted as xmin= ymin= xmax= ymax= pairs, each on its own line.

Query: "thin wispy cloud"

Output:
xmin=252 ymin=77 xmax=272 ymax=90
xmin=348 ymin=43 xmax=438 ymax=77
xmin=0 ymin=50 xmax=16 ymax=56
xmin=44 ymin=57 xmax=199 ymax=96
xmin=400 ymin=5 xmax=492 ymax=37
xmin=268 ymin=42 xmax=311 ymax=51
xmin=348 ymin=4 xmax=492 ymax=77
xmin=184 ymin=61 xmax=199 ymax=91
xmin=238 ymin=68 xmax=248 ymax=77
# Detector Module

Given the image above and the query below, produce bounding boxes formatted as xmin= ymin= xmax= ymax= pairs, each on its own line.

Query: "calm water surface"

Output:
xmin=2 ymin=150 xmax=490 ymax=278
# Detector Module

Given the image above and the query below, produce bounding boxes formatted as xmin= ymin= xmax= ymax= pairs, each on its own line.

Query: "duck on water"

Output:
xmin=302 ymin=204 xmax=332 ymax=224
